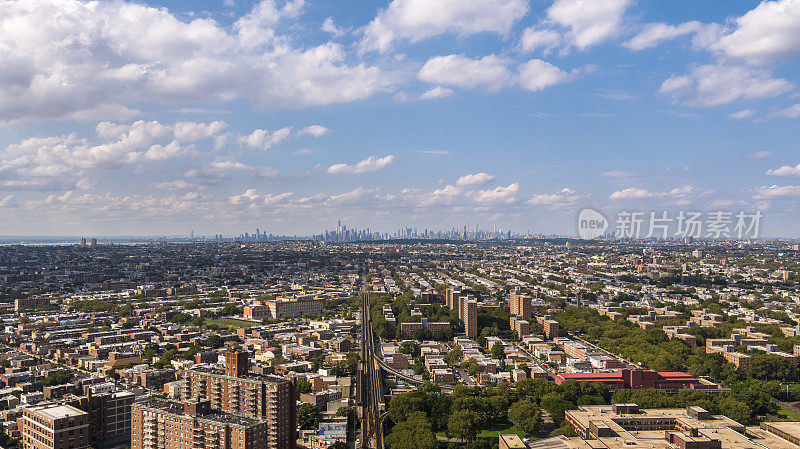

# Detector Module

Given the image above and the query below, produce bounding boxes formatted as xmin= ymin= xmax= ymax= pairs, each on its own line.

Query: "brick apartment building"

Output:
xmin=445 ymin=289 xmax=461 ymax=313
xmin=66 ymin=387 xmax=135 ymax=448
xmin=463 ymin=299 xmax=477 ymax=340
xmin=131 ymin=398 xmax=267 ymax=449
xmin=20 ymin=404 xmax=90 ymax=449
xmin=510 ymin=292 xmax=532 ymax=320
xmin=29 ymin=382 xmax=134 ymax=449
xmin=510 ymin=316 xmax=530 ymax=340
xmin=183 ymin=351 xmax=296 ymax=449
xmin=543 ymin=319 xmax=559 ymax=340
xmin=244 ymin=297 xmax=325 ymax=320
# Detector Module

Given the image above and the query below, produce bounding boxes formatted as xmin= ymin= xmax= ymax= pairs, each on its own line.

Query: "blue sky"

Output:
xmin=1 ymin=0 xmax=799 ymax=237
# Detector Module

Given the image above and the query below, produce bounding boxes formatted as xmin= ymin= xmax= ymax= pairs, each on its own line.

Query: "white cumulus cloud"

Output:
xmin=527 ymin=188 xmax=579 ymax=205
xmin=473 ymin=182 xmax=519 ymax=203
xmin=766 ymin=164 xmax=800 ymax=176
xmin=520 ymin=27 xmax=562 ymax=56
xmin=238 ymin=127 xmax=293 ymax=150
xmin=774 ymin=104 xmax=800 ymax=118
xmin=659 ymin=63 xmax=793 ymax=107
xmin=623 ymin=21 xmax=704 ymax=51
xmin=547 ymin=0 xmax=632 ymax=50
xmin=610 ymin=187 xmax=665 ymax=200
xmin=0 ymin=0 xmax=392 ymax=123
xmin=419 ymin=55 xmax=573 ymax=92
xmin=728 ymin=109 xmax=755 ymax=119
xmin=457 ymin=173 xmax=494 ymax=187
xmin=517 ymin=60 xmax=571 ymax=91
xmin=713 ymin=0 xmax=800 ymax=65
xmin=420 ymin=86 xmax=454 ymax=100
xmin=321 ymin=17 xmax=346 ymax=37
xmin=297 ymin=125 xmax=330 ymax=137
xmin=327 ymin=155 xmax=395 ymax=174
xmin=360 ymin=0 xmax=529 ymax=53
xmin=418 ymin=54 xmax=512 ymax=90
xmin=754 ymin=184 xmax=800 ymax=198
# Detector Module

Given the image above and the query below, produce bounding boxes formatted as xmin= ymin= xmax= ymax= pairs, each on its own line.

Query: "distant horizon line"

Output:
xmin=1 ymin=235 xmax=799 ymax=243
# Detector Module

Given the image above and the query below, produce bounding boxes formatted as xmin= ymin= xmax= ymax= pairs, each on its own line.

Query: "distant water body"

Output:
xmin=0 ymin=236 xmax=165 ymax=245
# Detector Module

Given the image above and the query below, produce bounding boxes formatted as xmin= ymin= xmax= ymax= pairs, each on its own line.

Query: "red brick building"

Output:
xmin=131 ymin=399 xmax=266 ymax=449
xmin=184 ymin=351 xmax=296 ymax=449
xmin=555 ymin=369 xmax=716 ymax=391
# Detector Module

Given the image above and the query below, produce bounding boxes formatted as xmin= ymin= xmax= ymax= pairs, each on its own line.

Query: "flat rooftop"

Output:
xmin=30 ymin=404 xmax=86 ymax=420
xmin=186 ymin=364 xmax=289 ymax=383
xmin=135 ymin=399 xmax=265 ymax=428
xmin=563 ymin=406 xmax=797 ymax=449
xmin=761 ymin=421 xmax=800 ymax=439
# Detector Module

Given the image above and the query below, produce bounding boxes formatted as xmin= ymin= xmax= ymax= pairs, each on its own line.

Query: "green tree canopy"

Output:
xmin=445 ymin=345 xmax=463 ymax=366
xmin=297 ymin=403 xmax=320 ymax=430
xmin=539 ymin=393 xmax=575 ymax=426
xmin=448 ymin=409 xmax=480 ymax=442
xmin=206 ymin=334 xmax=225 ymax=349
xmin=508 ymin=398 xmax=542 ymax=438
xmin=296 ymin=378 xmax=312 ymax=396
xmin=491 ymin=342 xmax=505 ymax=360
xmin=385 ymin=412 xmax=436 ymax=449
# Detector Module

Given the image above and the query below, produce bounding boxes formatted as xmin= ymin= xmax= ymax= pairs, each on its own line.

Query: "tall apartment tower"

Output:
xmin=445 ymin=289 xmax=461 ymax=312
xmin=464 ymin=299 xmax=478 ymax=340
xmin=458 ymin=293 xmax=476 ymax=330
xmin=544 ymin=319 xmax=560 ymax=340
xmin=184 ymin=351 xmax=296 ymax=449
xmin=131 ymin=398 xmax=267 ymax=449
xmin=510 ymin=292 xmax=532 ymax=321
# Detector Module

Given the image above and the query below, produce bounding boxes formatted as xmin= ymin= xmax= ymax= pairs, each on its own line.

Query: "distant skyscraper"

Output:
xmin=80 ymin=237 xmax=86 ymax=247
xmin=90 ymin=238 xmax=97 ymax=247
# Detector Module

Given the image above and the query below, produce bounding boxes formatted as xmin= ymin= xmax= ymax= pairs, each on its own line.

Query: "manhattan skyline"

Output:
xmin=1 ymin=0 xmax=800 ymax=237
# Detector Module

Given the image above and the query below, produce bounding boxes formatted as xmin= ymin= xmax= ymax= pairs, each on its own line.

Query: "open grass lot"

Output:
xmin=476 ymin=420 xmax=527 ymax=439
xmin=205 ymin=318 xmax=259 ymax=329
xmin=779 ymin=408 xmax=800 ymax=421
xmin=435 ymin=420 xmax=533 ymax=441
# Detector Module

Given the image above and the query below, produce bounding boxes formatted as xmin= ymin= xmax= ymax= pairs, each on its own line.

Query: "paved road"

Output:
xmin=569 ymin=333 xmax=637 ymax=369
xmin=512 ymin=341 xmax=556 ymax=378
xmin=455 ymin=367 xmax=475 ymax=386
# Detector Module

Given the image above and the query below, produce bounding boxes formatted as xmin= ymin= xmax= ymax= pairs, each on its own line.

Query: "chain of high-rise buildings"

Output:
xmin=319 ymin=224 xmax=522 ymax=242
xmin=194 ymin=222 xmax=553 ymax=243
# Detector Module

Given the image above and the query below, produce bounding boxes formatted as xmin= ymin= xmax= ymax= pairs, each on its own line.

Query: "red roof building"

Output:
xmin=554 ymin=369 xmax=716 ymax=391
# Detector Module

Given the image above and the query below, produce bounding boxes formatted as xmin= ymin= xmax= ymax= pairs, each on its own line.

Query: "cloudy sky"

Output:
xmin=1 ymin=0 xmax=800 ymax=237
